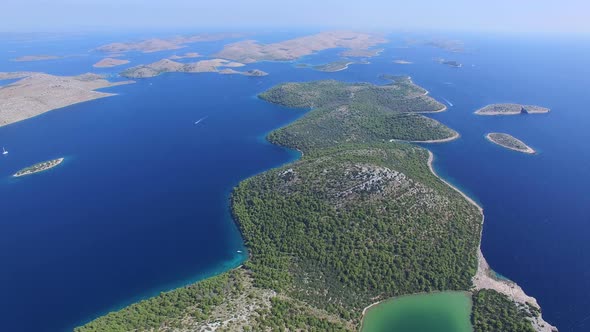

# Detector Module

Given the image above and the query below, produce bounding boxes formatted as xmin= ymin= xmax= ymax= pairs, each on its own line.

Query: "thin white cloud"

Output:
xmin=1 ymin=0 xmax=588 ymax=34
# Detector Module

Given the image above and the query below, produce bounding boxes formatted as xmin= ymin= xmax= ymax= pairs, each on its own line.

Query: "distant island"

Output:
xmin=0 ymin=72 xmax=36 ymax=80
xmin=475 ymin=103 xmax=550 ymax=115
xmin=218 ymin=68 xmax=268 ymax=76
xmin=92 ymin=57 xmax=130 ymax=68
xmin=313 ymin=60 xmax=356 ymax=72
xmin=77 ymin=75 xmax=555 ymax=332
xmin=94 ymin=33 xmax=242 ymax=53
xmin=11 ymin=55 xmax=62 ymax=62
xmin=486 ymin=133 xmax=536 ymax=154
xmin=297 ymin=60 xmax=368 ymax=72
xmin=13 ymin=158 xmax=64 ymax=177
xmin=436 ymin=58 xmax=463 ymax=68
xmin=340 ymin=48 xmax=383 ymax=57
xmin=0 ymin=72 xmax=134 ymax=127
xmin=168 ymin=52 xmax=201 ymax=60
xmin=214 ymin=31 xmax=387 ymax=63
xmin=120 ymin=58 xmax=267 ymax=78
xmin=425 ymin=39 xmax=465 ymax=52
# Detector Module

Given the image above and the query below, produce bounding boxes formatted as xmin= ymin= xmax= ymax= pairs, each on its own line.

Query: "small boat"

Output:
xmin=2 ymin=147 xmax=7 ymax=155
xmin=236 ymin=250 xmax=243 ymax=253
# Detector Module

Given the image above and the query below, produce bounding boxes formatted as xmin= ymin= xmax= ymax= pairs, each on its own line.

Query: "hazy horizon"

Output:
xmin=2 ymin=0 xmax=589 ymax=35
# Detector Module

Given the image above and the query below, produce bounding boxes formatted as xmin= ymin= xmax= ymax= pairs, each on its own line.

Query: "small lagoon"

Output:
xmin=361 ymin=292 xmax=473 ymax=332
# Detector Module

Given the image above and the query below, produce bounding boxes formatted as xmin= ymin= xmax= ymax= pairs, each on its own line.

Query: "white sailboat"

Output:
xmin=2 ymin=147 xmax=7 ymax=155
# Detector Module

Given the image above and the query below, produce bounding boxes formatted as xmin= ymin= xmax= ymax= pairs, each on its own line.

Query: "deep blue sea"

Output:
xmin=0 ymin=31 xmax=589 ymax=332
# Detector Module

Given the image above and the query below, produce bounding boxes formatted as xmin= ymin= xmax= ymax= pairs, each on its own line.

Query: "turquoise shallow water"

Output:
xmin=361 ymin=292 xmax=473 ymax=332
xmin=1 ymin=32 xmax=589 ymax=331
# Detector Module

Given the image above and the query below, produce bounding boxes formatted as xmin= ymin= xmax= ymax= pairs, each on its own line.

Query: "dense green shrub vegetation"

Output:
xmin=260 ymin=78 xmax=454 ymax=147
xmin=75 ymin=271 xmax=235 ymax=332
xmin=472 ymin=289 xmax=536 ymax=332
xmin=268 ymin=103 xmax=456 ymax=152
xmin=232 ymin=143 xmax=481 ymax=319
xmin=254 ymin=297 xmax=349 ymax=331
xmin=259 ymin=76 xmax=445 ymax=114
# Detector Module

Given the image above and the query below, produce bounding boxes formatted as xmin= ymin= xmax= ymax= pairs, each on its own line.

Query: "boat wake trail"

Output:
xmin=194 ymin=117 xmax=208 ymax=125
xmin=442 ymin=98 xmax=453 ymax=107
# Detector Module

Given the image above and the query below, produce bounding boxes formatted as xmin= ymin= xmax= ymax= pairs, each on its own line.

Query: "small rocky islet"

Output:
xmin=486 ymin=133 xmax=536 ymax=154
xmin=475 ymin=103 xmax=550 ymax=115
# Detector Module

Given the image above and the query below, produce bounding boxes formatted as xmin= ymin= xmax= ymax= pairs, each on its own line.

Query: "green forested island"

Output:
xmin=77 ymin=77 xmax=544 ymax=332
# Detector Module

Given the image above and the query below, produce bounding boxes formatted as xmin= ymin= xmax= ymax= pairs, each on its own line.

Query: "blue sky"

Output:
xmin=1 ymin=0 xmax=588 ymax=34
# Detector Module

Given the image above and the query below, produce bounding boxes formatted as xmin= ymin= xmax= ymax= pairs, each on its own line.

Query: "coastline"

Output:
xmin=418 ymin=83 xmax=447 ymax=113
xmin=427 ymin=151 xmax=556 ymax=332
xmin=74 ymin=252 xmax=248 ymax=330
xmin=390 ymin=130 xmax=459 ymax=144
xmin=427 ymin=151 xmax=482 ymax=213
xmin=1 ymin=89 xmax=126 ymax=127
xmin=425 ymin=104 xmax=448 ymax=113
xmin=329 ymin=61 xmax=355 ymax=72
xmin=0 ymin=73 xmax=134 ymax=127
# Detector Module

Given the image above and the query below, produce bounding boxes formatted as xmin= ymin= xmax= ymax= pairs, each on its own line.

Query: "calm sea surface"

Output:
xmin=0 ymin=32 xmax=588 ymax=331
